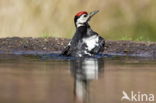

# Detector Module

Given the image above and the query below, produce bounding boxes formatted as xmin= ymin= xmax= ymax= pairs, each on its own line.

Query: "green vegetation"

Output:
xmin=0 ymin=0 xmax=156 ymax=41
xmin=40 ymin=33 xmax=52 ymax=38
xmin=120 ymin=35 xmax=150 ymax=41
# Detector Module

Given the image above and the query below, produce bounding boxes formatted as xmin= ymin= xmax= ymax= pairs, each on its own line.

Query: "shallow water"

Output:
xmin=0 ymin=54 xmax=156 ymax=103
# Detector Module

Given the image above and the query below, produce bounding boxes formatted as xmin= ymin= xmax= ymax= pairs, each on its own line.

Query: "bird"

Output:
xmin=61 ymin=10 xmax=105 ymax=57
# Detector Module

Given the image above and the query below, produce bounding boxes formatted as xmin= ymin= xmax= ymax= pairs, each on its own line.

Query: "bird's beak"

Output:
xmin=87 ymin=10 xmax=99 ymax=21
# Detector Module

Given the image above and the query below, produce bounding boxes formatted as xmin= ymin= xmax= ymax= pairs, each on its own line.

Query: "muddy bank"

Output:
xmin=0 ymin=37 xmax=156 ymax=57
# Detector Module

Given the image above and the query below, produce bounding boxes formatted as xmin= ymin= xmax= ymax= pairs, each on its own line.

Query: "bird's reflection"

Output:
xmin=70 ymin=58 xmax=104 ymax=103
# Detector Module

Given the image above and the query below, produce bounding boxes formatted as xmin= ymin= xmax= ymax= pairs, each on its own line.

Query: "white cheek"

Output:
xmin=76 ymin=22 xmax=84 ymax=27
xmin=77 ymin=17 xmax=87 ymax=24
xmin=83 ymin=35 xmax=99 ymax=51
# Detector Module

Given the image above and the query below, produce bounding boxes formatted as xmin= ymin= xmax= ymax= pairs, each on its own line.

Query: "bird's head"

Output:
xmin=74 ymin=10 xmax=99 ymax=28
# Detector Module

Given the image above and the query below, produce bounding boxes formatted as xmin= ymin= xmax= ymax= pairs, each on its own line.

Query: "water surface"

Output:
xmin=0 ymin=54 xmax=156 ymax=103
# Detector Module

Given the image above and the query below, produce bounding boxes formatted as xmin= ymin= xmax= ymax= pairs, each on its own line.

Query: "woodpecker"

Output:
xmin=61 ymin=10 xmax=105 ymax=57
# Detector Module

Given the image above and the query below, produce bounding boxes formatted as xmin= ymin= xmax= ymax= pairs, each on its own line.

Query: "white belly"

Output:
xmin=82 ymin=35 xmax=99 ymax=51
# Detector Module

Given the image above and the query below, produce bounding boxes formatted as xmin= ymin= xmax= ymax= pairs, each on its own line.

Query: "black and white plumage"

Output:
xmin=61 ymin=10 xmax=105 ymax=57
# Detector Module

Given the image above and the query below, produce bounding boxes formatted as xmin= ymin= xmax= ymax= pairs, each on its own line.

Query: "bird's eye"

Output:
xmin=83 ymin=14 xmax=87 ymax=17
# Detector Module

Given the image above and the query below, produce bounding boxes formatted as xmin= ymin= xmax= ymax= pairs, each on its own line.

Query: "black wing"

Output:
xmin=61 ymin=26 xmax=88 ymax=56
xmin=61 ymin=42 xmax=71 ymax=56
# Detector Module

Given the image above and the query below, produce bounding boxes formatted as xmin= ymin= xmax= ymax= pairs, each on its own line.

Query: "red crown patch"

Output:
xmin=75 ymin=11 xmax=88 ymax=17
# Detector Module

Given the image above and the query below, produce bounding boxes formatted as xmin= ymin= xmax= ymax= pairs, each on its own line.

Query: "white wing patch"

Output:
xmin=83 ymin=35 xmax=99 ymax=51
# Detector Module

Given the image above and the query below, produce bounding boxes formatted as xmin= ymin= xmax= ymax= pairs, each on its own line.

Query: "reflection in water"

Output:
xmin=0 ymin=55 xmax=156 ymax=103
xmin=70 ymin=58 xmax=104 ymax=103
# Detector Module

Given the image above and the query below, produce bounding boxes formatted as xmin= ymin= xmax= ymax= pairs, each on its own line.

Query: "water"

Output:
xmin=0 ymin=54 xmax=156 ymax=103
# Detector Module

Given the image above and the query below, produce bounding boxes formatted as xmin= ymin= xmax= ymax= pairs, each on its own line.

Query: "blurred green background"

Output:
xmin=0 ymin=0 xmax=156 ymax=41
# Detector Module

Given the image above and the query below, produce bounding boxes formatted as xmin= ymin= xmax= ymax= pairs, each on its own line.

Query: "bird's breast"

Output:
xmin=82 ymin=35 xmax=99 ymax=51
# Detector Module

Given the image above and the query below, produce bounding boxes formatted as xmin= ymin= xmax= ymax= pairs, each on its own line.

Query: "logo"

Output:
xmin=121 ymin=91 xmax=155 ymax=102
